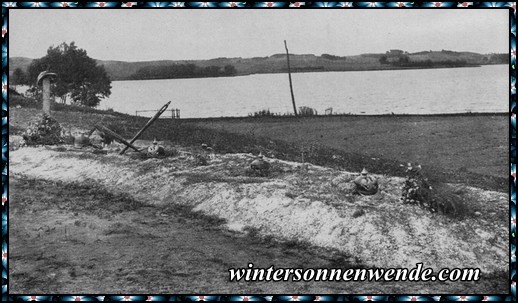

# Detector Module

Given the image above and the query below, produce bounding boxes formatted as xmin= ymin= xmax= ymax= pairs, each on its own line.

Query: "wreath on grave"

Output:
xmin=401 ymin=163 xmax=434 ymax=209
xmin=22 ymin=113 xmax=63 ymax=145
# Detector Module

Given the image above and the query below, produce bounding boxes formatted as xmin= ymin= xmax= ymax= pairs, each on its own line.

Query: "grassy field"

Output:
xmin=9 ymin=94 xmax=507 ymax=192
xmin=8 ymin=98 xmax=510 ymax=294
xmin=187 ymin=114 xmax=508 ymax=191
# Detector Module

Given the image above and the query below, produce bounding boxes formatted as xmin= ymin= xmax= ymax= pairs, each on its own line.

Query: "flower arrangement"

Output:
xmin=401 ymin=163 xmax=469 ymax=218
xmin=22 ymin=114 xmax=63 ymax=145
xmin=401 ymin=163 xmax=434 ymax=209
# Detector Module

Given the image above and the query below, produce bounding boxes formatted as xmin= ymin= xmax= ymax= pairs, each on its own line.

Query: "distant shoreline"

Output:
xmin=10 ymin=50 xmax=508 ymax=81
xmin=174 ymin=111 xmax=508 ymax=122
xmin=113 ymin=63 xmax=493 ymax=82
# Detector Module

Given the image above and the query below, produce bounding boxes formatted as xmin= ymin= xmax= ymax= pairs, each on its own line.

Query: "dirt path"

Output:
xmin=9 ymin=177 xmax=506 ymax=294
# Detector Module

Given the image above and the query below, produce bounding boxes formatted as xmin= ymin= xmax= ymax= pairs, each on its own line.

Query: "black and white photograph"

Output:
xmin=6 ymin=5 xmax=511 ymax=296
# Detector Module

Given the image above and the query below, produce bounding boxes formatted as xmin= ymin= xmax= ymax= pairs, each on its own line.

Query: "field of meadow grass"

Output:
xmin=9 ymin=92 xmax=507 ymax=193
xmin=8 ymin=94 xmax=509 ymax=293
xmin=186 ymin=113 xmax=508 ymax=192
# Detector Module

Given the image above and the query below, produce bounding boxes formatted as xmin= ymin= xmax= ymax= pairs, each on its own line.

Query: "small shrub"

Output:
xmin=249 ymin=109 xmax=275 ymax=118
xmin=431 ymin=185 xmax=471 ymax=219
xmin=299 ymin=106 xmax=318 ymax=116
xmin=401 ymin=163 xmax=471 ymax=219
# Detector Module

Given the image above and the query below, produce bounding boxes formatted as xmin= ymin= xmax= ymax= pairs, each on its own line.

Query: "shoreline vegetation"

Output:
xmin=9 ymin=49 xmax=508 ymax=81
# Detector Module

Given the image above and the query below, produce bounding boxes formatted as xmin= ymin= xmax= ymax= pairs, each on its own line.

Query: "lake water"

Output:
xmin=99 ymin=65 xmax=507 ymax=118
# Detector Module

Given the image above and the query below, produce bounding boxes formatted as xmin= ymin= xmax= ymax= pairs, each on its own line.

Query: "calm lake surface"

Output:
xmin=99 ymin=65 xmax=507 ymax=118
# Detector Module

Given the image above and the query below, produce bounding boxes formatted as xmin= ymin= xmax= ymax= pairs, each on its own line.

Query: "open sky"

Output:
xmin=9 ymin=8 xmax=509 ymax=61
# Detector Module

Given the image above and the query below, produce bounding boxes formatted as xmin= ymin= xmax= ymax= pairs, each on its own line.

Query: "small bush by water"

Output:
xmin=299 ymin=106 xmax=318 ymax=116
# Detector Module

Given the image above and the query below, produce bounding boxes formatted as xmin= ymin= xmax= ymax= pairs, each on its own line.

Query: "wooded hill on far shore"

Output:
xmin=10 ymin=49 xmax=508 ymax=81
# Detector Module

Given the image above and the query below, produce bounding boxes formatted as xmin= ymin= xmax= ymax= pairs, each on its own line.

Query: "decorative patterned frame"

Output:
xmin=1 ymin=2 xmax=515 ymax=301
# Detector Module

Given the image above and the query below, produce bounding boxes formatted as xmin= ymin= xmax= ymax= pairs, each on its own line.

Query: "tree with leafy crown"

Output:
xmin=27 ymin=42 xmax=111 ymax=107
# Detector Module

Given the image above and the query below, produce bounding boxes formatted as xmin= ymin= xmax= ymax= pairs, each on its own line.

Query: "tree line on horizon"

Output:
xmin=379 ymin=55 xmax=474 ymax=68
xmin=378 ymin=50 xmax=508 ymax=67
xmin=129 ymin=63 xmax=237 ymax=80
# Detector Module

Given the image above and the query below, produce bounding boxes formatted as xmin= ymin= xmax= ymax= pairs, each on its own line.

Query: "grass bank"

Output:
xmin=8 ymin=96 xmax=509 ymax=293
xmin=9 ymin=148 xmax=509 ymax=293
xmin=9 ymin=93 xmax=507 ymax=192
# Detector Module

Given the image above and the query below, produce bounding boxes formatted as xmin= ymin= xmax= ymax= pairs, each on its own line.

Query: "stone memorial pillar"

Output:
xmin=36 ymin=71 xmax=57 ymax=115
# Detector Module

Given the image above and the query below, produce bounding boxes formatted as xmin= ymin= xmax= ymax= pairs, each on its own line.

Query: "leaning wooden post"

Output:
xmin=36 ymin=71 xmax=57 ymax=116
xmin=119 ymin=101 xmax=171 ymax=155
xmin=94 ymin=124 xmax=142 ymax=153
xmin=284 ymin=40 xmax=298 ymax=116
